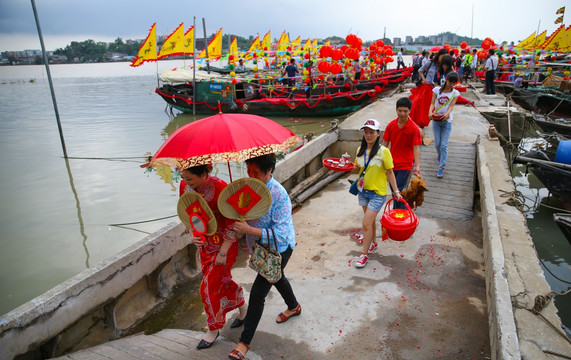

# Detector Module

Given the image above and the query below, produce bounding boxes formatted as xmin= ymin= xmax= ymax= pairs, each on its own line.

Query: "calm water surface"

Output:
xmin=0 ymin=61 xmax=333 ymax=315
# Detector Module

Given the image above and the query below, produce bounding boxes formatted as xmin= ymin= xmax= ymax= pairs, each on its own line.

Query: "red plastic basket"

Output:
xmin=380 ymin=197 xmax=419 ymax=241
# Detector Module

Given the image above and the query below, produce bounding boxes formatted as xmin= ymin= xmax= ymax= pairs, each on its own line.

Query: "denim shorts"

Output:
xmin=358 ymin=190 xmax=387 ymax=212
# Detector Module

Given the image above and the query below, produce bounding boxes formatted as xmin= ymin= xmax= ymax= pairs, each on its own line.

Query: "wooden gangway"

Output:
xmin=415 ymin=141 xmax=476 ymax=220
xmin=51 ymin=329 xmax=262 ymax=360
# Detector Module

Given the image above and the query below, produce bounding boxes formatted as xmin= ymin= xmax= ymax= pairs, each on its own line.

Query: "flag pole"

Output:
xmin=202 ymin=18 xmax=210 ymax=74
xmin=193 ymin=17 xmax=196 ymax=116
xmin=30 ymin=0 xmax=68 ymax=158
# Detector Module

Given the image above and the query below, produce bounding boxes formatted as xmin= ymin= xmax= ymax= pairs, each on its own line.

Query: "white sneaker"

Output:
xmin=355 ymin=254 xmax=368 ymax=268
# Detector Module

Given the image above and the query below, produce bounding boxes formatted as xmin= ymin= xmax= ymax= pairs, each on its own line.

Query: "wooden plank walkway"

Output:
xmin=51 ymin=329 xmax=262 ymax=360
xmin=414 ymin=141 xmax=476 ymax=220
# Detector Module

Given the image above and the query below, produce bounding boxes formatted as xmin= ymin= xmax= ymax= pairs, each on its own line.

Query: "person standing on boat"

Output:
xmin=179 ymin=165 xmax=247 ymax=350
xmin=353 ymin=119 xmax=402 ymax=268
xmin=429 ymin=72 xmax=460 ymax=178
xmin=382 ymin=97 xmax=422 ymax=208
xmin=354 ymin=58 xmax=362 ymax=82
xmin=397 ymin=48 xmax=405 ymax=70
xmin=283 ymin=58 xmax=299 ymax=87
xmin=470 ymin=48 xmax=478 ymax=81
xmin=484 ymin=49 xmax=498 ymax=95
xmin=463 ymin=50 xmax=473 ymax=84
xmin=236 ymin=58 xmax=246 ymax=72
xmin=229 ymin=153 xmax=301 ymax=360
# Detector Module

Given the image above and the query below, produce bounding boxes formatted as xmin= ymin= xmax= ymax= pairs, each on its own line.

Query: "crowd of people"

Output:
xmin=179 ymin=45 xmax=475 ymax=358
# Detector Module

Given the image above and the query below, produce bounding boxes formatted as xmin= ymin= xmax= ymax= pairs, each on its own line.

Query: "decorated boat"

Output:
xmin=155 ymin=67 xmax=410 ymax=116
xmin=514 ymin=141 xmax=571 ymax=209
xmin=553 ymin=213 xmax=571 ymax=244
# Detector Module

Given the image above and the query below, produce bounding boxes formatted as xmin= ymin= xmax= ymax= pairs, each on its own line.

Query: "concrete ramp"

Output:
xmin=414 ymin=141 xmax=476 ymax=220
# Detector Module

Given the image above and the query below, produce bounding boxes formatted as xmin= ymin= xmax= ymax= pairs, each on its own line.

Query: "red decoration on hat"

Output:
xmin=226 ymin=184 xmax=262 ymax=216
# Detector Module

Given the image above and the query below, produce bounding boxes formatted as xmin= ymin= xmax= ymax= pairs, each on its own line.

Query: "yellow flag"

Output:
xmin=542 ymin=25 xmax=569 ymax=51
xmin=131 ymin=23 xmax=157 ymax=67
xmin=158 ymin=23 xmax=184 ymax=59
xmin=277 ymin=31 xmax=290 ymax=51
xmin=247 ymin=36 xmax=260 ymax=52
xmin=556 ymin=6 xmax=565 ymax=14
xmin=312 ymin=39 xmax=317 ymax=48
xmin=198 ymin=28 xmax=223 ymax=59
xmin=555 ymin=15 xmax=564 ymax=24
xmin=262 ymin=30 xmax=271 ymax=49
xmin=302 ymin=38 xmax=312 ymax=51
xmin=515 ymin=31 xmax=536 ymax=49
xmin=230 ymin=37 xmax=238 ymax=55
xmin=184 ymin=26 xmax=194 ymax=54
xmin=291 ymin=36 xmax=301 ymax=49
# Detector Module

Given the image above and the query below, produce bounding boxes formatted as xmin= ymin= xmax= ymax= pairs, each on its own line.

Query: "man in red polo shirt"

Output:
xmin=382 ymin=97 xmax=422 ymax=209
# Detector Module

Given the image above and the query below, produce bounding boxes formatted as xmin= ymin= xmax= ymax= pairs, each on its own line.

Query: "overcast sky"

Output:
xmin=0 ymin=0 xmax=567 ymax=52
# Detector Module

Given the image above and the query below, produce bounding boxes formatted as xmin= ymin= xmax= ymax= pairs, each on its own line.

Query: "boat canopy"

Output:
xmin=158 ymin=69 xmax=221 ymax=83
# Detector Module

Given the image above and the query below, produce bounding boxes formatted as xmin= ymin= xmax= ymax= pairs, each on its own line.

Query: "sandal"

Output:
xmin=228 ymin=342 xmax=250 ymax=360
xmin=276 ymin=303 xmax=302 ymax=323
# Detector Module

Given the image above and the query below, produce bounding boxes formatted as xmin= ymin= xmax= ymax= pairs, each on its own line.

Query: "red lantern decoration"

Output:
xmin=318 ymin=61 xmax=331 ymax=73
xmin=331 ymin=49 xmax=344 ymax=61
xmin=228 ymin=55 xmax=234 ymax=61
xmin=482 ymin=41 xmax=490 ymax=50
xmin=304 ymin=53 xmax=310 ymax=59
xmin=346 ymin=34 xmax=357 ymax=46
xmin=376 ymin=40 xmax=384 ymax=48
xmin=319 ymin=45 xmax=332 ymax=58
xmin=460 ymin=41 xmax=467 ymax=49
xmin=304 ymin=77 xmax=311 ymax=84
xmin=330 ymin=62 xmax=342 ymax=74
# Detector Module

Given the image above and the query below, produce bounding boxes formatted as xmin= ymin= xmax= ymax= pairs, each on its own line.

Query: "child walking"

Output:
xmin=353 ymin=119 xmax=402 ymax=268
xmin=428 ymin=72 xmax=460 ymax=178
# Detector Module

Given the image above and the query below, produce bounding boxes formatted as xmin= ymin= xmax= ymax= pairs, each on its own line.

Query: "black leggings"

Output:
xmin=239 ymin=246 xmax=298 ymax=345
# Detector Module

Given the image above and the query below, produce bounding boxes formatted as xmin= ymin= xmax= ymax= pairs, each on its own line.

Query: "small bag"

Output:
xmin=249 ymin=229 xmax=282 ymax=283
xmin=349 ymin=179 xmax=359 ymax=195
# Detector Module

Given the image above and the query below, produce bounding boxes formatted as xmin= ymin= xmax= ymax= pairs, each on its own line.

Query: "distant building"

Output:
xmin=405 ymin=36 xmax=413 ymax=44
xmin=415 ymin=36 xmax=426 ymax=43
xmin=393 ymin=37 xmax=402 ymax=47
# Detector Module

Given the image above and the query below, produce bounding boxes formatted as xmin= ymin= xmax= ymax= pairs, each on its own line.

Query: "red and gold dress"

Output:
xmin=180 ymin=175 xmax=245 ymax=331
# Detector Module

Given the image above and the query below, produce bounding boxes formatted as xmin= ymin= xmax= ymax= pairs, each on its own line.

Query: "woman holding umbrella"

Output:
xmin=180 ymin=164 xmax=248 ymax=350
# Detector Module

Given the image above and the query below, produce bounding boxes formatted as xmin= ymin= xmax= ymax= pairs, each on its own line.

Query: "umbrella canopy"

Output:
xmin=429 ymin=46 xmax=443 ymax=52
xmin=151 ymin=113 xmax=301 ymax=169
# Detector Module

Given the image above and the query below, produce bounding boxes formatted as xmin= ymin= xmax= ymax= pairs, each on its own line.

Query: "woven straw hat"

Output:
xmin=177 ymin=192 xmax=217 ymax=235
xmin=218 ymin=178 xmax=272 ymax=220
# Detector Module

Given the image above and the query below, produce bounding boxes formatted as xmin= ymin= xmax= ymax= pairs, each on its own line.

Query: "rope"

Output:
xmin=109 ymin=214 xmax=177 ymax=226
xmin=498 ymin=189 xmax=530 ymax=213
xmin=512 ymin=290 xmax=571 ymax=349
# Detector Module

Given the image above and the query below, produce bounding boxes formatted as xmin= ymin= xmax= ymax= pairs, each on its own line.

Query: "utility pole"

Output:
xmin=31 ymin=0 xmax=68 ymax=158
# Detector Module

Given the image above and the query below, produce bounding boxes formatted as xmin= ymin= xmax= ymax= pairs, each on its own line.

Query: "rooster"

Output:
xmin=401 ymin=176 xmax=428 ymax=210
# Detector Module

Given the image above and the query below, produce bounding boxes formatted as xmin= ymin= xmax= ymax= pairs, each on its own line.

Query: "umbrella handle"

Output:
xmin=227 ymin=162 xmax=233 ymax=182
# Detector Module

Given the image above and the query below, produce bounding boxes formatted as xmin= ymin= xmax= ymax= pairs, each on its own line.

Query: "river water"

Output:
xmin=0 ymin=60 xmax=332 ymax=316
xmin=0 ymin=60 xmax=569 ymax=337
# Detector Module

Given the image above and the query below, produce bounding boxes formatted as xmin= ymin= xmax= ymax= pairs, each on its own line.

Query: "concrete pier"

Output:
xmin=20 ymin=85 xmax=571 ymax=359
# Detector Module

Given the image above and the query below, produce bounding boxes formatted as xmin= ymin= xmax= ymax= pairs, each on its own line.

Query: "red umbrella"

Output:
xmin=429 ymin=46 xmax=443 ymax=52
xmin=151 ymin=113 xmax=301 ymax=179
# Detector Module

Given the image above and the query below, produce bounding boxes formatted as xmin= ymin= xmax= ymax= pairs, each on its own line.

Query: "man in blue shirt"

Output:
xmin=283 ymin=58 xmax=299 ymax=86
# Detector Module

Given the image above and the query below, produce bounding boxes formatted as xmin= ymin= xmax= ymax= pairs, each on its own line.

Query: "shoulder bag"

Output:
xmin=249 ymin=228 xmax=282 ymax=283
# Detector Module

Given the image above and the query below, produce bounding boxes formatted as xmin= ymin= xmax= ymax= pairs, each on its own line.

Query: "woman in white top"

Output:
xmin=428 ymin=72 xmax=460 ymax=178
